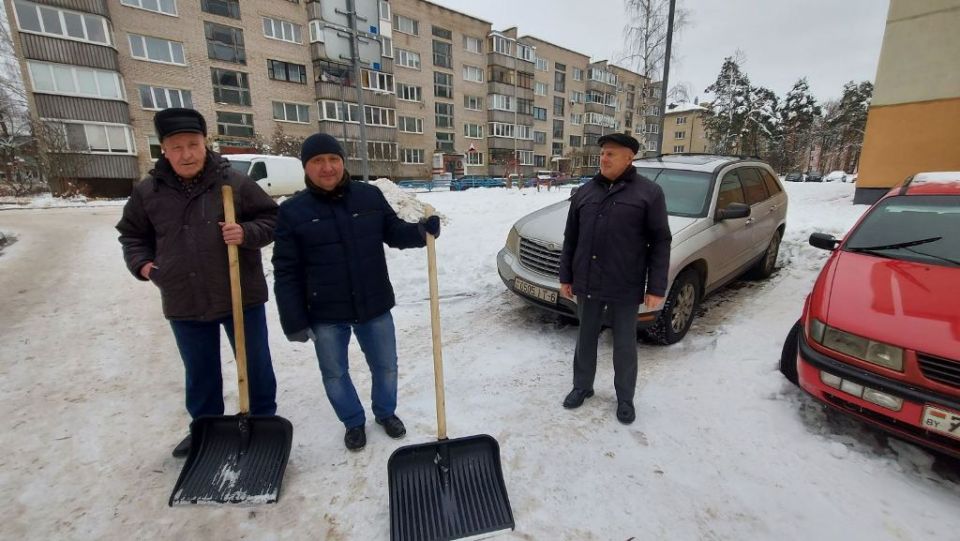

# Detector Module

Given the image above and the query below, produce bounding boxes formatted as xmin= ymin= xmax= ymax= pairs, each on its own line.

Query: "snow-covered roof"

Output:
xmin=665 ymin=102 xmax=708 ymax=114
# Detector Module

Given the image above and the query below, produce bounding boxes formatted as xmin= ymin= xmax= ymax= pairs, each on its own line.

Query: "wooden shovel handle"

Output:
xmin=424 ymin=205 xmax=447 ymax=441
xmin=222 ymin=185 xmax=249 ymax=415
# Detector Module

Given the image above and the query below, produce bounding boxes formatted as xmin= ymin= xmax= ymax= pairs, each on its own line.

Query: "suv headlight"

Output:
xmin=506 ymin=226 xmax=520 ymax=254
xmin=810 ymin=318 xmax=904 ymax=371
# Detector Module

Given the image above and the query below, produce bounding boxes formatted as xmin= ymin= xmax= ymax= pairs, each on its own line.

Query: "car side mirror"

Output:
xmin=809 ymin=233 xmax=839 ymax=251
xmin=716 ymin=202 xmax=750 ymax=221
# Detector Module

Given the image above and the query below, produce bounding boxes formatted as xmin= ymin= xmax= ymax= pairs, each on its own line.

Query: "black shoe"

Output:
xmin=562 ymin=388 xmax=594 ymax=409
xmin=344 ymin=426 xmax=366 ymax=451
xmin=376 ymin=416 xmax=407 ymax=439
xmin=616 ymin=401 xmax=636 ymax=424
xmin=172 ymin=434 xmax=191 ymax=458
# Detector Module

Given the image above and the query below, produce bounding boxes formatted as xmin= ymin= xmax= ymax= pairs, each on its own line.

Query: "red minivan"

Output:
xmin=781 ymin=172 xmax=960 ymax=457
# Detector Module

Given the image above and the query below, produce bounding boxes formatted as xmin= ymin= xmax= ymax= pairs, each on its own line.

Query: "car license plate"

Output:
xmin=514 ymin=278 xmax=558 ymax=304
xmin=922 ymin=405 xmax=960 ymax=441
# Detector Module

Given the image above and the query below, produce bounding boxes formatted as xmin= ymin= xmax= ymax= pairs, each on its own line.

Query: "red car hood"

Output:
xmin=820 ymin=251 xmax=960 ymax=360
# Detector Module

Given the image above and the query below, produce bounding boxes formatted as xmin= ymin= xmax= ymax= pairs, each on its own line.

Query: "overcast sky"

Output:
xmin=430 ymin=0 xmax=889 ymax=103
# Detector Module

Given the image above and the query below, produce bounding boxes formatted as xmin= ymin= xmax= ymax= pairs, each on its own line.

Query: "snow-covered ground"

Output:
xmin=1 ymin=181 xmax=958 ymax=540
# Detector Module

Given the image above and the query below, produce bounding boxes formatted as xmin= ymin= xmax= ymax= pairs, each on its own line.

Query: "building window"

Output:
xmin=572 ymin=91 xmax=584 ymax=103
xmin=534 ymin=131 xmax=546 ymax=144
xmin=463 ymin=65 xmax=483 ymax=83
xmin=394 ymin=14 xmax=418 ymax=36
xmin=464 ymin=35 xmax=482 ymax=54
xmin=121 ymin=0 xmax=177 ymax=16
xmin=138 ymin=85 xmax=192 ymax=110
xmin=398 ymin=116 xmax=423 ymax=133
xmin=535 ymin=57 xmax=548 ymax=71
xmin=432 ymin=25 xmax=452 ymax=40
xmin=435 ymin=102 xmax=454 ymax=129
xmin=436 ymin=132 xmax=455 ymax=152
xmin=351 ymin=141 xmax=397 ymax=161
xmin=570 ymin=114 xmax=583 ymax=126
xmin=216 ymin=111 xmax=254 ymax=137
xmin=677 ymin=116 xmax=688 ymax=125
xmin=463 ymin=123 xmax=483 ymax=139
xmin=361 ymin=69 xmax=395 ymax=93
xmin=533 ymin=107 xmax=547 ymax=121
xmin=516 ymin=125 xmax=532 ymax=140
xmin=395 ymin=49 xmax=421 ymax=70
xmin=365 ymin=105 xmax=396 ymax=127
xmin=673 ymin=145 xmax=685 ymax=153
xmin=569 ymin=135 xmax=582 ymax=147
xmin=647 ymin=140 xmax=658 ymax=152
xmin=646 ymin=123 xmax=659 ymax=134
xmin=379 ymin=0 xmax=390 ymax=21
xmin=52 ymin=121 xmax=134 ymax=154
xmin=554 ymin=70 xmax=566 ymax=93
xmin=464 ymin=95 xmax=483 ymax=110
xmin=553 ymin=96 xmax=565 ymax=116
xmin=517 ymin=98 xmax=533 ymax=116
xmin=465 ymin=151 xmax=484 ymax=165
xmin=201 ymin=0 xmax=239 ymax=19
xmin=148 ymin=135 xmax=162 ymax=160
xmin=488 ymin=122 xmax=514 ymax=138
xmin=316 ymin=60 xmax=353 ymax=86
xmin=205 ymin=22 xmax=245 ymax=64
xmin=309 ymin=20 xmax=324 ymax=43
xmin=13 ymin=1 xmax=111 ymax=45
xmin=490 ymin=35 xmax=512 ymax=55
xmin=552 ymin=119 xmax=564 ymax=138
xmin=211 ymin=68 xmax=250 ymax=106
xmin=267 ymin=60 xmax=307 ymax=84
xmin=401 ymin=148 xmax=424 ymax=164
xmin=515 ymin=150 xmax=534 ymax=165
xmin=675 ymin=130 xmax=686 ymax=139
xmin=535 ymin=82 xmax=548 ymax=96
xmin=129 ymin=34 xmax=185 ymax=65
xmin=319 ymin=100 xmax=360 ymax=122
xmin=573 ymin=68 xmax=583 ymax=81
xmin=273 ymin=101 xmax=310 ymax=123
xmin=516 ymin=43 xmax=533 ymax=62
xmin=489 ymin=94 xmax=513 ymax=112
xmin=433 ymin=40 xmax=452 ymax=68
xmin=263 ymin=17 xmax=302 ymax=44
xmin=433 ymin=72 xmax=453 ymax=99
xmin=396 ymin=83 xmax=422 ymax=102
xmin=552 ymin=142 xmax=563 ymax=156
xmin=517 ymin=71 xmax=534 ymax=90
xmin=488 ymin=65 xmax=513 ymax=85
xmin=27 ymin=61 xmax=125 ymax=101
xmin=534 ymin=155 xmax=546 ymax=167
xmin=380 ymin=36 xmax=393 ymax=58
xmin=585 ymin=113 xmax=616 ymax=128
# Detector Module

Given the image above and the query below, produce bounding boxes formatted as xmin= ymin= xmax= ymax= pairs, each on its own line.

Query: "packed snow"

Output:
xmin=1 ymin=180 xmax=958 ymax=540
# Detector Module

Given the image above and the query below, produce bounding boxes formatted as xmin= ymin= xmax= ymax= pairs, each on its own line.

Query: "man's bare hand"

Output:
xmin=140 ymin=262 xmax=156 ymax=280
xmin=219 ymin=222 xmax=244 ymax=245
xmin=645 ymin=293 xmax=665 ymax=310
xmin=560 ymin=283 xmax=574 ymax=300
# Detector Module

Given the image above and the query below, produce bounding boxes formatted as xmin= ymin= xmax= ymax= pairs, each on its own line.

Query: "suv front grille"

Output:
xmin=519 ymin=237 xmax=561 ymax=277
xmin=918 ymin=353 xmax=960 ymax=389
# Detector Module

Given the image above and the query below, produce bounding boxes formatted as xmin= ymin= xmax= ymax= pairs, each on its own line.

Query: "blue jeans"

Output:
xmin=311 ymin=311 xmax=398 ymax=429
xmin=169 ymin=304 xmax=278 ymax=419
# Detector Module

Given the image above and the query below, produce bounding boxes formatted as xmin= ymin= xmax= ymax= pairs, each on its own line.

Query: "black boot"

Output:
xmin=616 ymin=401 xmax=636 ymax=424
xmin=562 ymin=388 xmax=594 ymax=409
xmin=344 ymin=425 xmax=366 ymax=451
xmin=376 ymin=416 xmax=407 ymax=439
xmin=172 ymin=434 xmax=191 ymax=458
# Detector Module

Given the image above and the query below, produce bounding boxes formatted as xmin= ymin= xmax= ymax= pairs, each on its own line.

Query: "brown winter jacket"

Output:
xmin=116 ymin=150 xmax=278 ymax=321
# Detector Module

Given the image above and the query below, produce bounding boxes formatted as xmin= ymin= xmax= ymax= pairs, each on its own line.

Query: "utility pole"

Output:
xmin=655 ymin=0 xmax=676 ymax=154
xmin=337 ymin=0 xmax=371 ymax=181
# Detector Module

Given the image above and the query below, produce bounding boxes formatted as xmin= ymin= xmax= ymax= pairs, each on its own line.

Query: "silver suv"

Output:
xmin=497 ymin=155 xmax=788 ymax=344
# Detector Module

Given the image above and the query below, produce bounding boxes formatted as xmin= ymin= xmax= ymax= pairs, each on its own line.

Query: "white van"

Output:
xmin=225 ymin=154 xmax=304 ymax=196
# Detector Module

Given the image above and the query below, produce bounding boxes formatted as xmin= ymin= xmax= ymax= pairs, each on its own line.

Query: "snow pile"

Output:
xmin=371 ymin=178 xmax=448 ymax=224
xmin=0 ymin=193 xmax=127 ymax=210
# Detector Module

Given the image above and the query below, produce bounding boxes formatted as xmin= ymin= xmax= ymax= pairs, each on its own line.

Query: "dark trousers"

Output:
xmin=169 ymin=304 xmax=278 ymax=419
xmin=573 ymin=297 xmax=641 ymax=402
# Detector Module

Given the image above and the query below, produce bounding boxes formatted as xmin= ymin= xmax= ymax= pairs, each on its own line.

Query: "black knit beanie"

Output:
xmin=301 ymin=133 xmax=345 ymax=166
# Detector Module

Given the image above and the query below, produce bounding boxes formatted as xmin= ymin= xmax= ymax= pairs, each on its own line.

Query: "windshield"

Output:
xmin=844 ymin=195 xmax=960 ymax=267
xmin=635 ymin=167 xmax=713 ymax=217
xmin=227 ymin=160 xmax=251 ymax=174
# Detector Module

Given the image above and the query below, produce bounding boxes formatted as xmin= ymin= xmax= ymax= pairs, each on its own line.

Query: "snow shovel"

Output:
xmin=169 ymin=185 xmax=293 ymax=506
xmin=387 ymin=205 xmax=514 ymax=540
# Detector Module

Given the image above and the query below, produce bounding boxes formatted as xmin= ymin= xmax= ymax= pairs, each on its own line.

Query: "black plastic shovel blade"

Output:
xmin=169 ymin=414 xmax=293 ymax=506
xmin=388 ymin=434 xmax=514 ymax=541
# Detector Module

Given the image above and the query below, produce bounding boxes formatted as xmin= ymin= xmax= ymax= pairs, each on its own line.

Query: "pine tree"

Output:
xmin=779 ymin=78 xmax=821 ymax=170
xmin=703 ymin=56 xmax=752 ymax=154
xmin=823 ymin=81 xmax=873 ymax=172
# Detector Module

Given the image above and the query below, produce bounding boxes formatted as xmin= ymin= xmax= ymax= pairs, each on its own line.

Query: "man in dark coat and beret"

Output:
xmin=272 ymin=133 xmax=441 ymax=451
xmin=558 ymin=133 xmax=672 ymax=424
xmin=116 ymin=108 xmax=279 ymax=457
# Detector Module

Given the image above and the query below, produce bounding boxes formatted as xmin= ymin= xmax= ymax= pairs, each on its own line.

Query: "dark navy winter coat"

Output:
xmin=272 ymin=178 xmax=425 ymax=333
xmin=559 ymin=166 xmax=672 ymax=304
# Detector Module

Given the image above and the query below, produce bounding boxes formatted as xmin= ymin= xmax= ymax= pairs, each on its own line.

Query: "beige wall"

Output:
xmin=662 ymin=108 xmax=708 ymax=154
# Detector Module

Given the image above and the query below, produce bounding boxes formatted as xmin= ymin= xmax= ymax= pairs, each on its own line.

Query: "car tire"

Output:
xmin=749 ymin=229 xmax=781 ymax=280
xmin=645 ymin=269 xmax=701 ymax=345
xmin=780 ymin=320 xmax=800 ymax=385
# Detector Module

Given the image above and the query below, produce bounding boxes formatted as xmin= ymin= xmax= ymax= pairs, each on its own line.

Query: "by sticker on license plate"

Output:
xmin=514 ymin=278 xmax=558 ymax=304
xmin=922 ymin=405 xmax=960 ymax=441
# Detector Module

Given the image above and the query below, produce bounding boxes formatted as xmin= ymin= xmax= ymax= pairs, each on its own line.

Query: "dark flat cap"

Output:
xmin=154 ymin=108 xmax=207 ymax=141
xmin=598 ymin=133 xmax=640 ymax=155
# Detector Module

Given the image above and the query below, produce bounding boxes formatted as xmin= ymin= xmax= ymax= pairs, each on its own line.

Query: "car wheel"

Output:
xmin=749 ymin=229 xmax=781 ymax=279
xmin=646 ymin=269 xmax=700 ymax=345
xmin=780 ymin=320 xmax=800 ymax=385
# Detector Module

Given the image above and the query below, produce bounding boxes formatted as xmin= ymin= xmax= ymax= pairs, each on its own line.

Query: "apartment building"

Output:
xmin=6 ymin=0 xmax=659 ymax=195
xmin=662 ymin=102 xmax=709 ymax=154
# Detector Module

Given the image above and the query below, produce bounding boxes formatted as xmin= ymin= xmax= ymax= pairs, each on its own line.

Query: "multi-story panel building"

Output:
xmin=608 ymin=63 xmax=649 ymax=148
xmin=580 ymin=60 xmax=619 ymax=173
xmin=662 ymin=102 xmax=709 ymax=154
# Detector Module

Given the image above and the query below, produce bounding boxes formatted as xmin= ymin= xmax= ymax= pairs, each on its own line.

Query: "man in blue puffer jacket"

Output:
xmin=273 ymin=133 xmax=440 ymax=451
